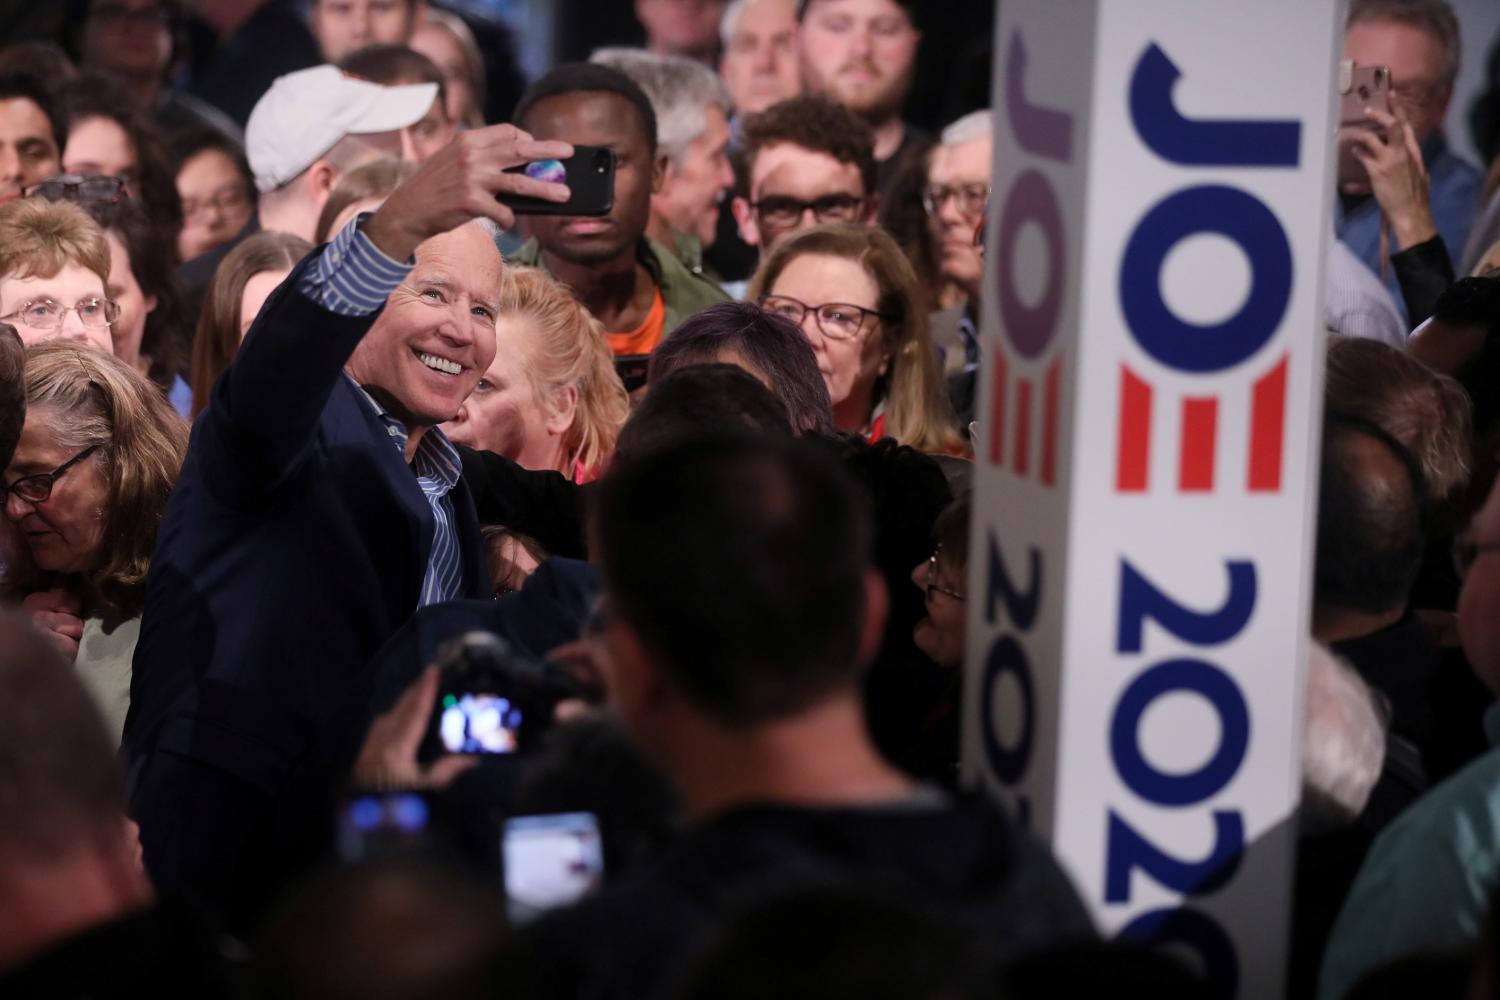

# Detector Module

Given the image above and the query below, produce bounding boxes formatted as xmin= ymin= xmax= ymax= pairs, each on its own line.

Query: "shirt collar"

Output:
xmin=344 ymin=373 xmax=462 ymax=486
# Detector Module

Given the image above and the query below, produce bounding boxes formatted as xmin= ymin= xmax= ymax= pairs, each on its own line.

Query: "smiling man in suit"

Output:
xmin=123 ymin=120 xmax=572 ymax=925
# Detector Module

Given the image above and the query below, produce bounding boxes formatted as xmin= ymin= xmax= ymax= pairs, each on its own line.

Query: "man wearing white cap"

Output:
xmin=124 ymin=108 xmax=573 ymax=923
xmin=249 ymin=63 xmax=437 ymax=242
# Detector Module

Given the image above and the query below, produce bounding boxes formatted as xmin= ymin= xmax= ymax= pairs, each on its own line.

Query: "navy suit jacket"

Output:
xmin=123 ymin=251 xmax=488 ymax=923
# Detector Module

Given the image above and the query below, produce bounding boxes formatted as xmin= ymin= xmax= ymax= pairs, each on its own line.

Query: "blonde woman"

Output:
xmin=750 ymin=223 xmax=965 ymax=455
xmin=3 ymin=342 xmax=188 ymax=743
xmin=444 ymin=266 xmax=629 ymax=482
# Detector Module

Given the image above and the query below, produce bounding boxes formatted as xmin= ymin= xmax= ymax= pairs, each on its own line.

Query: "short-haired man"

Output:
xmin=797 ymin=0 xmax=924 ymax=196
xmin=718 ymin=0 xmax=801 ymax=120
xmin=509 ymin=434 xmax=1092 ymax=998
xmin=125 ymin=119 xmax=573 ymax=923
xmin=591 ymin=49 xmax=735 ymax=262
xmin=1318 ymin=465 xmax=1500 ymax=999
xmin=924 ymin=109 xmax=990 ymax=380
xmin=340 ymin=44 xmax=457 ymax=164
xmin=510 ymin=62 xmax=729 ymax=357
xmin=635 ymin=0 xmax=727 ymax=64
xmin=730 ymin=93 xmax=877 ymax=265
xmin=0 ymin=74 xmax=63 ymax=204
xmin=310 ymin=0 xmax=425 ymax=65
xmin=0 ymin=612 xmax=230 ymax=992
xmin=1338 ymin=0 xmax=1481 ymax=319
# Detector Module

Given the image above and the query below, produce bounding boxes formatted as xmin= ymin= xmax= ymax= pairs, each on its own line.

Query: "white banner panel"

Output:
xmin=962 ymin=2 xmax=1339 ymax=995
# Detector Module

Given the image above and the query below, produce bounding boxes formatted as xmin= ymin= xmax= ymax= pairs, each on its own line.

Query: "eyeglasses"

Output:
xmin=182 ymin=185 xmax=250 ymax=221
xmin=1 ymin=297 xmax=121 ymax=331
xmin=1453 ymin=535 xmax=1500 ymax=577
xmin=923 ymin=548 xmax=965 ymax=603
xmin=25 ymin=174 xmax=129 ymax=205
xmin=758 ymin=294 xmax=889 ymax=341
xmin=750 ymin=193 xmax=865 ymax=229
xmin=3 ymin=445 xmax=100 ymax=505
xmin=922 ymin=182 xmax=990 ymax=218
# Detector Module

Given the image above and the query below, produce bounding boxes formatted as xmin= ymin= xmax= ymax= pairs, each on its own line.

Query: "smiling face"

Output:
xmin=344 ymin=223 xmax=501 ymax=432
xmin=0 ymin=263 xmax=114 ymax=355
xmin=3 ymin=406 xmax=110 ymax=575
xmin=798 ymin=0 xmax=919 ymax=120
xmin=658 ymin=105 xmax=734 ymax=247
xmin=519 ymin=90 xmax=661 ymax=266
xmin=102 ymin=231 xmax=156 ymax=371
xmin=442 ymin=314 xmax=573 ymax=473
xmin=911 ymin=550 xmax=965 ymax=668
xmin=767 ymin=251 xmax=889 ymax=425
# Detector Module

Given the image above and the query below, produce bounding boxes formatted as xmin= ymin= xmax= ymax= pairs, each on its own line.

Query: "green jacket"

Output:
xmin=508 ymin=236 xmax=729 ymax=336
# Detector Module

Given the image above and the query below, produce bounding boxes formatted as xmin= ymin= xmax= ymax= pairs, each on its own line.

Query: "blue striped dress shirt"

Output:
xmin=298 ymin=216 xmax=467 ymax=607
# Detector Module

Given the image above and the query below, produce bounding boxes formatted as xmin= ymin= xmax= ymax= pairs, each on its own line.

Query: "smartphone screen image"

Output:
xmin=502 ymin=812 xmax=605 ymax=923
xmin=337 ymin=791 xmax=431 ymax=862
xmin=439 ymin=692 xmax=522 ymax=754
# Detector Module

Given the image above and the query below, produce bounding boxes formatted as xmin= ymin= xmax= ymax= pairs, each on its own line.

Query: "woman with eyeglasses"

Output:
xmin=0 ymin=196 xmax=119 ymax=356
xmin=750 ymin=223 xmax=964 ymax=455
xmin=2 ymin=341 xmax=187 ymax=744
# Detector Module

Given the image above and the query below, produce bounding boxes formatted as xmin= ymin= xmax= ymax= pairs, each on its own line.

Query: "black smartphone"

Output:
xmin=614 ymin=353 xmax=650 ymax=393
xmin=501 ymin=146 xmax=615 ymax=216
xmin=502 ymin=811 xmax=606 ymax=923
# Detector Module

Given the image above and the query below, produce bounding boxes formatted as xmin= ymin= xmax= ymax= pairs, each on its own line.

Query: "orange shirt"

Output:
xmin=606 ymin=288 xmax=666 ymax=356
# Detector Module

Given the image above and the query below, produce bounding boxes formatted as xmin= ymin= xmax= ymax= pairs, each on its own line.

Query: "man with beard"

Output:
xmin=797 ymin=0 xmax=924 ymax=197
xmin=511 ymin=63 xmax=728 ymax=357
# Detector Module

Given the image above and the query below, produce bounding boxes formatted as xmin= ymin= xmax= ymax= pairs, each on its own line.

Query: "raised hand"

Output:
xmin=1347 ymin=105 xmax=1437 ymax=250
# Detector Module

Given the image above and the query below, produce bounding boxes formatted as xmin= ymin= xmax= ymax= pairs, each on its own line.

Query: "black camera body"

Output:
xmin=419 ymin=632 xmax=581 ymax=762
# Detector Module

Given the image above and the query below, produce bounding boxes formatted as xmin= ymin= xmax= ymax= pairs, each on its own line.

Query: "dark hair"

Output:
xmin=76 ymin=193 xmax=189 ymax=391
xmin=678 ymin=888 xmax=992 ymax=1000
xmin=59 ymin=73 xmax=183 ymax=252
xmin=1434 ymin=277 xmax=1500 ymax=434
xmin=167 ymin=124 xmax=253 ymax=190
xmin=613 ymin=363 xmax=793 ymax=465
xmin=649 ymin=302 xmax=835 ymax=435
xmin=595 ymin=433 xmax=875 ymax=726
xmin=1314 ymin=414 xmax=1427 ymax=618
xmin=0 ymin=323 xmax=23 ymax=468
xmin=512 ymin=61 xmax=658 ymax=157
xmin=0 ymin=73 xmax=67 ymax=153
xmin=0 ymin=42 xmax=77 ymax=85
xmin=338 ymin=43 xmax=448 ymax=115
xmin=1325 ymin=336 xmax=1471 ymax=521
xmin=738 ymin=95 xmax=877 ymax=200
xmin=0 ymin=610 xmax=124 ymax=861
xmin=933 ymin=493 xmax=971 ymax=570
xmin=252 ymin=855 xmax=508 ymax=1000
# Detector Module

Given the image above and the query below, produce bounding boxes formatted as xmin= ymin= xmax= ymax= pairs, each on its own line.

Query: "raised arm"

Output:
xmin=199 ymin=126 xmax=574 ymax=501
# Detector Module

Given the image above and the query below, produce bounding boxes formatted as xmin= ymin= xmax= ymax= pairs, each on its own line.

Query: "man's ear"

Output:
xmin=306 ymin=160 xmax=339 ymax=207
xmin=652 ymin=152 xmax=669 ymax=195
xmin=606 ymin=616 xmax=671 ymax=718
xmin=856 ymin=569 xmax=890 ymax=669
xmin=731 ymin=195 xmax=760 ymax=246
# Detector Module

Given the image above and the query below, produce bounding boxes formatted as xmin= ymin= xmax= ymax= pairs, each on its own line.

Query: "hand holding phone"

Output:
xmin=500 ymin=147 xmax=616 ymax=217
xmin=1336 ymin=60 xmax=1392 ymax=190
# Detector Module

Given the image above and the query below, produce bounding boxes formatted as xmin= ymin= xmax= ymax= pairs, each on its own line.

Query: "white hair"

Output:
xmin=1301 ymin=641 xmax=1387 ymax=832
xmin=590 ymin=47 xmax=732 ymax=164
xmin=940 ymin=109 xmax=994 ymax=147
xmin=720 ymin=0 xmax=748 ymax=46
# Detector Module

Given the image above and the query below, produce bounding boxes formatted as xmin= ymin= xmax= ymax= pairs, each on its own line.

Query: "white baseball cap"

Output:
xmin=245 ymin=65 xmax=439 ymax=193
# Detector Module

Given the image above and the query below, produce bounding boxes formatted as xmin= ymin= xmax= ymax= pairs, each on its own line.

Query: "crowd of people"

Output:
xmin=1 ymin=0 xmax=1500 ymax=997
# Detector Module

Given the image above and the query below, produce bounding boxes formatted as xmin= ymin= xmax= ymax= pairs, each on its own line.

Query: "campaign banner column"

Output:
xmin=962 ymin=2 xmax=1338 ymax=996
